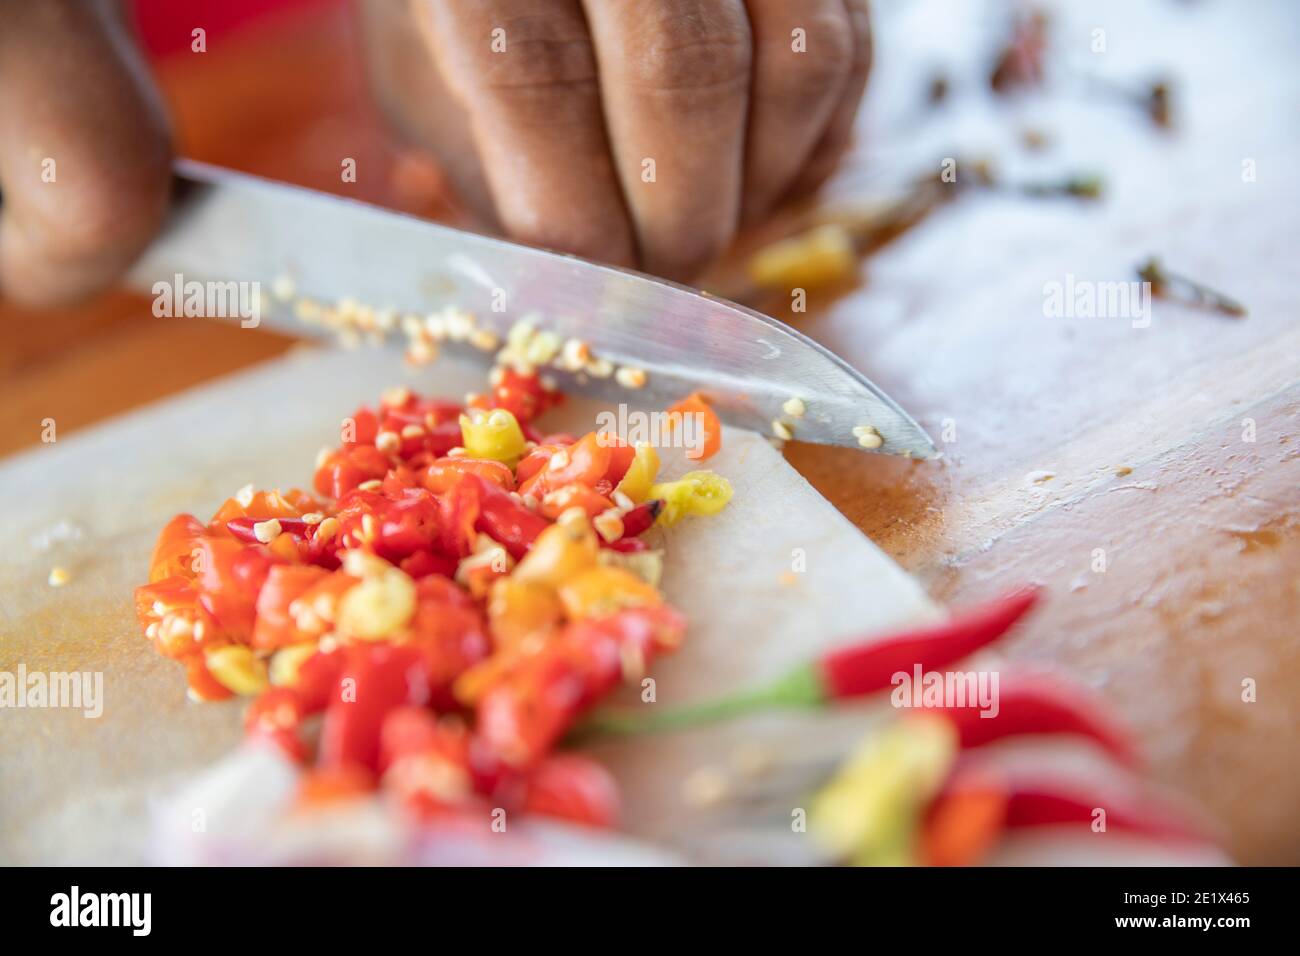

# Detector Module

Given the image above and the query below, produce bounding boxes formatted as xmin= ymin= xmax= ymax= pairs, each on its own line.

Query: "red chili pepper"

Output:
xmin=244 ymin=648 xmax=343 ymax=760
xmin=245 ymin=687 xmax=311 ymax=762
xmin=819 ymin=588 xmax=1040 ymax=699
xmin=923 ymin=672 xmax=1139 ymax=766
xmin=604 ymin=537 xmax=649 ymax=553
xmin=618 ymin=499 xmax=662 ymax=539
xmin=318 ymin=643 xmax=435 ymax=773
xmin=579 ymin=587 xmax=1041 ymax=737
xmin=922 ymin=765 xmax=1216 ymax=865
xmin=225 ymin=516 xmax=310 ymax=544
xmin=468 ymin=474 xmax=550 ymax=559
xmin=522 ymin=754 xmax=622 ymax=828
xmin=477 ymin=606 xmax=685 ymax=768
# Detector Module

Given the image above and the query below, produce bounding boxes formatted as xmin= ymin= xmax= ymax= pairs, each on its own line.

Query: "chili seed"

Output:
xmin=615 ymin=366 xmax=648 ymax=389
xmin=252 ymin=519 xmax=282 ymax=543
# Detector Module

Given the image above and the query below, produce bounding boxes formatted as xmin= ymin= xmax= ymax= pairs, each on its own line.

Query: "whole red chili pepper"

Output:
xmin=819 ymin=587 xmax=1040 ymax=699
xmin=922 ymin=765 xmax=1215 ymax=865
xmin=923 ymin=672 xmax=1139 ymax=766
xmin=578 ymin=587 xmax=1040 ymax=737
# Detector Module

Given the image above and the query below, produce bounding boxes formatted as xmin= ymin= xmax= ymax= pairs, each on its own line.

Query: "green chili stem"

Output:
xmin=575 ymin=663 xmax=826 ymax=739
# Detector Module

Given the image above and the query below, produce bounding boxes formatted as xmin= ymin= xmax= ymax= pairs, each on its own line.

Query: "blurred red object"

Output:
xmin=131 ymin=0 xmax=336 ymax=58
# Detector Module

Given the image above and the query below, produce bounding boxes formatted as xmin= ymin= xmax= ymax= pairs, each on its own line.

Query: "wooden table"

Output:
xmin=2 ymin=0 xmax=1296 ymax=863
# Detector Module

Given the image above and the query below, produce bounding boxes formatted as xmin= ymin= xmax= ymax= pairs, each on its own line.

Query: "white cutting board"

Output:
xmin=0 ymin=344 xmax=937 ymax=864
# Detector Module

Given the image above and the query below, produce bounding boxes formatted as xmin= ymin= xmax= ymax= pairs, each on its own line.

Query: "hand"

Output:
xmin=361 ymin=0 xmax=871 ymax=280
xmin=0 ymin=0 xmax=171 ymax=306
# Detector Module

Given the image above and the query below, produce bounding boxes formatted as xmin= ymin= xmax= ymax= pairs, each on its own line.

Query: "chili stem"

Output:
xmin=576 ymin=664 xmax=824 ymax=739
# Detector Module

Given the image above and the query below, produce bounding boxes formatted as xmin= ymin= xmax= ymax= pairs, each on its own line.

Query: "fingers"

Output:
xmin=413 ymin=0 xmax=635 ymax=266
xmin=739 ymin=0 xmax=854 ymax=225
xmin=357 ymin=0 xmax=498 ymax=227
xmin=582 ymin=0 xmax=752 ymax=280
xmin=0 ymin=0 xmax=172 ymax=307
xmin=784 ymin=0 xmax=872 ymax=201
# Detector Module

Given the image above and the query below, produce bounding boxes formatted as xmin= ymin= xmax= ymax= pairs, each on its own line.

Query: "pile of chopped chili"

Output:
xmin=135 ymin=369 xmax=731 ymax=829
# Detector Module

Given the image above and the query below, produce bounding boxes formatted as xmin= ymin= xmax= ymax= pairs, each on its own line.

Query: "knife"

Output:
xmin=126 ymin=160 xmax=935 ymax=457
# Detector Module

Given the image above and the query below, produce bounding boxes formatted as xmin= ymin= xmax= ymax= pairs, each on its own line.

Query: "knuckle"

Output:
xmin=41 ymin=166 xmax=168 ymax=264
xmin=628 ymin=17 xmax=752 ymax=94
xmin=786 ymin=18 xmax=855 ymax=92
xmin=468 ymin=19 xmax=599 ymax=109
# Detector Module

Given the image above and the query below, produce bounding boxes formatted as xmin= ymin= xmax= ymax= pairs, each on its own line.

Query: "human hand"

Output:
xmin=361 ymin=0 xmax=871 ymax=280
xmin=0 ymin=0 xmax=171 ymax=306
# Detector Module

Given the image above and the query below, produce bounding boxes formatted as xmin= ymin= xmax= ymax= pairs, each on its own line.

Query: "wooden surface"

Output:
xmin=1 ymin=0 xmax=1297 ymax=863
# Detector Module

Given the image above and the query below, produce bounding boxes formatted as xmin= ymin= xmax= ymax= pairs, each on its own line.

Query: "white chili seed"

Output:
xmin=252 ymin=519 xmax=282 ymax=543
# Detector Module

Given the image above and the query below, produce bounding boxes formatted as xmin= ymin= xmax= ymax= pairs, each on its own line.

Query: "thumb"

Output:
xmin=0 ymin=0 xmax=172 ymax=307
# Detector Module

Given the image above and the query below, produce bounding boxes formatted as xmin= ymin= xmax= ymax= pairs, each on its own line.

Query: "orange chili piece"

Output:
xmin=666 ymin=392 xmax=722 ymax=461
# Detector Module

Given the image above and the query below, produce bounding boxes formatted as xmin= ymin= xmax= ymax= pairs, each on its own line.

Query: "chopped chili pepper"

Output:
xmin=251 ymin=564 xmax=333 ymax=650
xmin=618 ymin=499 xmax=662 ymax=539
xmin=666 ymin=392 xmax=722 ymax=461
xmin=518 ymin=431 xmax=612 ymax=499
xmin=314 ymin=443 xmax=392 ymax=498
xmin=468 ymin=474 xmax=551 ymax=559
xmin=648 ymin=471 xmax=733 ymax=525
xmin=245 ymin=686 xmax=312 ymax=762
xmin=147 ymin=514 xmax=207 ymax=582
xmin=613 ymin=442 xmax=660 ymax=502
xmin=605 ymin=536 xmax=649 ymax=553
xmin=522 ymin=754 xmax=622 ymax=828
xmin=295 ymin=765 xmax=378 ymax=809
xmin=139 ymin=376 xmax=734 ymax=832
xmin=423 ymin=456 xmax=515 ymax=494
xmin=477 ymin=606 xmax=685 ymax=768
xmin=540 ymin=484 xmax=614 ymax=521
xmin=317 ymin=642 xmax=435 ymax=773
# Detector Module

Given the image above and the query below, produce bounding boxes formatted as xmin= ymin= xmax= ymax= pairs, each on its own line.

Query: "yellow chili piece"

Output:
xmin=557 ymin=566 xmax=663 ymax=620
xmin=458 ymin=407 xmax=526 ymax=466
xmin=269 ymin=641 xmax=319 ymax=687
xmin=809 ymin=714 xmax=957 ymax=867
xmin=648 ymin=471 xmax=733 ymax=526
xmin=204 ymin=645 xmax=270 ymax=697
xmin=488 ymin=577 xmax=565 ymax=650
xmin=747 ymin=223 xmax=857 ymax=290
xmin=512 ymin=509 xmax=599 ymax=587
xmin=614 ymin=442 xmax=661 ymax=503
xmin=337 ymin=568 xmax=417 ymax=640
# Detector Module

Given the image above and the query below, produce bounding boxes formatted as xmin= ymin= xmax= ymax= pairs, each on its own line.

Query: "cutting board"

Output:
xmin=0 ymin=344 xmax=939 ymax=864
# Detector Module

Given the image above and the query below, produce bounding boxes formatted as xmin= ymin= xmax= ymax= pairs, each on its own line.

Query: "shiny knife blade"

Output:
xmin=126 ymin=160 xmax=935 ymax=457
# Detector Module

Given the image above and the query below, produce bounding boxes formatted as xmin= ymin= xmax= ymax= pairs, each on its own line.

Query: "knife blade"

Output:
xmin=126 ymin=160 xmax=935 ymax=457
